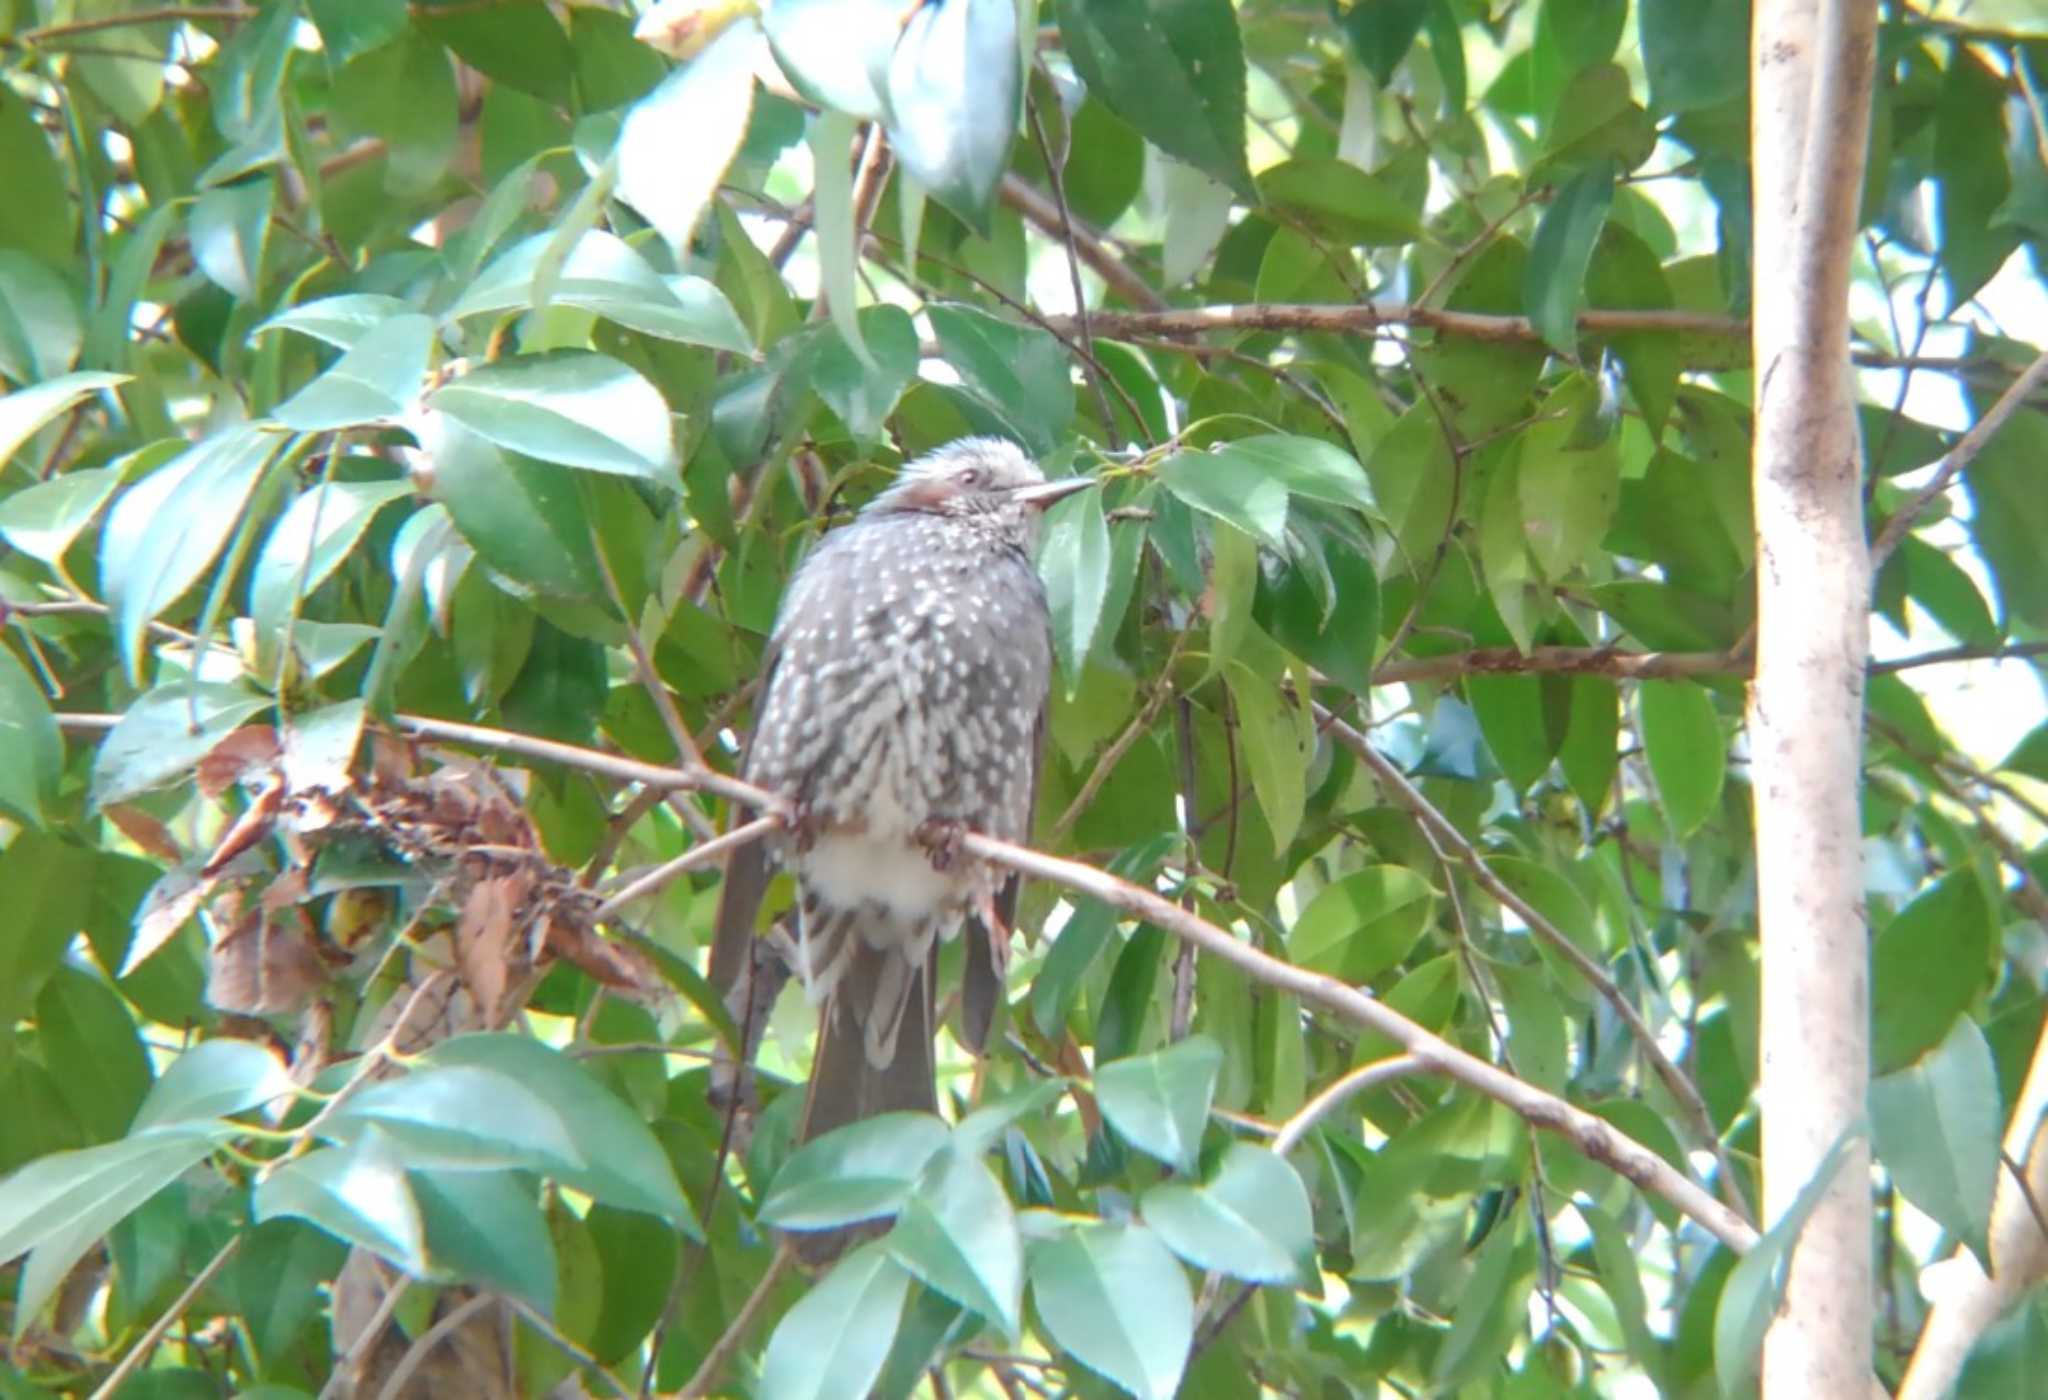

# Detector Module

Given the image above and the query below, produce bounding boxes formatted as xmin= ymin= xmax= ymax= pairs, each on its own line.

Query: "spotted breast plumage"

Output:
xmin=709 ymin=437 xmax=1088 ymax=1256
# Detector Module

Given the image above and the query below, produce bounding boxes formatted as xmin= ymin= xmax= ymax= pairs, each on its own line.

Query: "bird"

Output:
xmin=708 ymin=436 xmax=1089 ymax=1257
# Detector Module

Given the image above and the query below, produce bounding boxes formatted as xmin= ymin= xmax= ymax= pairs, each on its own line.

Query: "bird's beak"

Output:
xmin=1013 ymin=477 xmax=1095 ymax=510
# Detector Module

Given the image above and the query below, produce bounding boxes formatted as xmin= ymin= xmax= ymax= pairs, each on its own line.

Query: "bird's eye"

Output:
xmin=957 ymin=468 xmax=981 ymax=488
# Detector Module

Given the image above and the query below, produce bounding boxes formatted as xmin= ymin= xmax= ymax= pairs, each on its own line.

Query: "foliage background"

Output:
xmin=1 ymin=0 xmax=2046 ymax=1396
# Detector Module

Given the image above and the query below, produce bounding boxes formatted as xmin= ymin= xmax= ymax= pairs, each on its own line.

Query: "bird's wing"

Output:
xmin=707 ymin=638 xmax=782 ymax=1053
xmin=958 ymin=706 xmax=1041 ymax=1052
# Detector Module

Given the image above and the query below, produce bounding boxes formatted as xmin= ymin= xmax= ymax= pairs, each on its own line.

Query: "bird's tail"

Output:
xmin=794 ymin=938 xmax=937 ymax=1265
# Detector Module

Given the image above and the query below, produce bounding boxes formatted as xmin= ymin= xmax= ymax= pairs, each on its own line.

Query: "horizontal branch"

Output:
xmin=1045 ymin=302 xmax=1746 ymax=347
xmin=1369 ymin=639 xmax=2048 ymax=685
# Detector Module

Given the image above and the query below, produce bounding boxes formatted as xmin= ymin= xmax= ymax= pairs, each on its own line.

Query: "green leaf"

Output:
xmin=760 ymin=1241 xmax=912 ymax=1400
xmin=1225 ymin=652 xmax=1311 ymax=852
xmin=1094 ymin=1035 xmax=1222 ymax=1174
xmin=804 ymin=305 xmax=918 ymax=443
xmin=0 ymin=371 xmax=128 ymax=474
xmin=1056 ymin=0 xmax=1253 ymax=197
xmin=1206 ymin=434 xmax=1380 ymax=516
xmin=1872 ymin=1015 xmax=1998 ymax=1268
xmin=321 ymin=1065 xmax=586 ymax=1174
xmin=132 ymin=1040 xmax=292 ymax=1131
xmin=254 ymin=294 xmax=417 ymax=351
xmin=330 ymin=31 xmax=458 ymax=195
xmin=100 ymin=425 xmax=283 ymax=681
xmin=584 ymin=1201 xmax=677 ymax=1364
xmin=452 ymin=230 xmax=753 ymax=354
xmin=1714 ymin=1127 xmax=1864 ymax=1398
xmin=1525 ymin=162 xmax=1616 ymax=354
xmin=1041 ymin=485 xmax=1113 ymax=683
xmin=0 ymin=251 xmax=83 ymax=382
xmin=254 ymin=1130 xmax=427 ymax=1276
xmin=188 ymin=179 xmax=272 ymax=299
xmin=0 ymin=835 xmax=100 ymax=1025
xmin=1558 ymin=676 xmax=1620 ymax=814
xmin=1258 ymin=158 xmax=1423 ymax=246
xmin=885 ymin=0 xmax=1021 ymax=230
xmin=307 ymin=0 xmax=409 ymax=64
xmin=414 ymin=0 xmax=573 ymax=104
xmin=1532 ymin=64 xmax=1654 ymax=179
xmin=249 ymin=478 xmax=413 ymax=641
xmin=1140 ymin=1143 xmax=1315 ymax=1284
xmin=808 ymin=109 xmax=874 ymax=370
xmin=0 ymin=463 xmax=123 ymax=566
xmin=761 ymin=1113 xmax=950 ymax=1230
xmin=412 ymin=1168 xmax=557 ymax=1313
xmin=1287 ymin=865 xmax=1436 ymax=983
xmin=887 ymin=1144 xmax=1024 ymax=1336
xmin=0 ymin=644 xmax=60 ymax=827
xmin=616 ymin=18 xmax=760 ymax=257
xmin=1157 ymin=448 xmax=1289 ymax=548
xmin=0 ymin=1122 xmax=233 ymax=1332
xmin=1935 ymin=44 xmax=2023 ymax=307
xmin=0 ymin=87 xmax=73 ymax=265
xmin=1028 ymin=1220 xmax=1193 ymax=1400
xmin=1637 ymin=680 xmax=1726 ymax=840
xmin=1871 ymin=873 xmax=1995 ymax=1076
xmin=763 ymin=0 xmax=900 ymax=120
xmin=91 ymin=683 xmax=271 ymax=808
xmin=1467 ymin=673 xmax=1561 ymax=795
xmin=925 ymin=304 xmax=1075 ymax=456
xmin=1639 ymin=0 xmax=1748 ymax=113
xmin=1518 ymin=376 xmax=1621 ymax=579
xmin=272 ymin=314 xmax=433 ymax=431
xmin=428 ymin=351 xmax=677 ymax=483
xmin=430 ymin=422 xmax=606 ymax=606
xmin=1333 ymin=0 xmax=1431 ymax=85
xmin=35 ymin=968 xmax=151 ymax=1144
xmin=419 ymin=1034 xmax=695 ymax=1230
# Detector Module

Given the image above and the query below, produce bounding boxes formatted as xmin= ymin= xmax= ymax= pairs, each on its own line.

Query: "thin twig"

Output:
xmin=1270 ymin=1055 xmax=1426 ymax=1156
xmin=1026 ymin=93 xmax=1121 ymax=446
xmin=592 ymin=815 xmax=779 ymax=920
xmin=89 ymin=1236 xmax=242 ymax=1400
xmin=677 ymin=1243 xmax=797 ymax=1399
xmin=1869 ymin=343 xmax=2048 ymax=567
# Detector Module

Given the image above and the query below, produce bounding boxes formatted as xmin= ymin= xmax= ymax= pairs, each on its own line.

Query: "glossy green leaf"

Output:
xmin=451 ymin=230 xmax=753 ymax=354
xmin=1872 ymin=1014 xmax=1998 ymax=1267
xmin=887 ymin=1144 xmax=1024 ymax=1336
xmin=1333 ymin=0 xmax=1431 ymax=85
xmin=36 ymin=968 xmax=151 ymax=1143
xmin=808 ymin=109 xmax=874 ymax=369
xmin=1157 ymin=448 xmax=1289 ymax=548
xmin=420 ymin=1034 xmax=695 ymax=1230
xmin=0 ymin=88 xmax=73 ymax=264
xmin=428 ymin=351 xmax=677 ymax=483
xmin=760 ymin=1241 xmax=912 ymax=1400
xmin=761 ymin=1112 xmax=951 ymax=1230
xmin=1525 ymin=162 xmax=1616 ymax=354
xmin=1041 ymin=484 xmax=1113 ymax=683
xmin=254 ymin=294 xmax=416 ymax=351
xmin=188 ymin=179 xmax=272 ymax=299
xmin=1639 ymin=0 xmax=1748 ymax=113
xmin=322 ymin=1065 xmax=585 ymax=1173
xmin=763 ymin=0 xmax=899 ymax=120
xmin=0 ymin=644 xmax=60 ymax=827
xmin=1057 ymin=0 xmax=1253 ymax=197
xmin=926 ymin=304 xmax=1075 ymax=456
xmin=1207 ymin=433 xmax=1379 ymax=516
xmin=1140 ymin=1143 xmax=1314 ymax=1284
xmin=0 ymin=462 xmax=122 ymax=566
xmin=1871 ymin=873 xmax=1995 ymax=1076
xmin=1258 ymin=159 xmax=1423 ymax=246
xmin=1028 ymin=1220 xmax=1193 ymax=1400
xmin=1518 ymin=377 xmax=1621 ymax=579
xmin=249 ymin=478 xmax=412 ymax=640
xmin=133 ymin=1040 xmax=292 ymax=1131
xmin=307 ymin=0 xmax=408 ymax=63
xmin=0 ymin=251 xmax=82 ymax=382
xmin=805 ymin=305 xmax=918 ymax=442
xmin=100 ymin=425 xmax=283 ymax=681
xmin=0 ymin=371 xmax=129 ymax=474
xmin=1558 ymin=675 xmax=1620 ymax=814
xmin=330 ymin=32 xmax=458 ymax=195
xmin=616 ymin=18 xmax=759 ymax=257
xmin=1532 ymin=64 xmax=1655 ymax=179
xmin=415 ymin=0 xmax=573 ymax=104
xmin=1637 ymin=680 xmax=1726 ymax=840
xmin=885 ymin=0 xmax=1020 ymax=229
xmin=1287 ymin=865 xmax=1436 ymax=983
xmin=430 ymin=422 xmax=605 ymax=606
xmin=91 ymin=683 xmax=271 ymax=808
xmin=413 ymin=1168 xmax=557 ymax=1313
xmin=1094 ymin=1035 xmax=1222 ymax=1174
xmin=254 ymin=1130 xmax=426 ymax=1276
xmin=1225 ymin=652 xmax=1311 ymax=852
xmin=1935 ymin=44 xmax=2023 ymax=306
xmin=272 ymin=314 xmax=433 ymax=431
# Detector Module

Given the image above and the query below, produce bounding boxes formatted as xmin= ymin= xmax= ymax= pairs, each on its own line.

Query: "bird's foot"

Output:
xmin=789 ymin=800 xmax=822 ymax=854
xmin=973 ymin=883 xmax=1014 ymax=976
xmin=915 ymin=817 xmax=967 ymax=871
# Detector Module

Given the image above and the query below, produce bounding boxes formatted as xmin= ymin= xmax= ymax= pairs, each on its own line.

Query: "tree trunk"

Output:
xmin=1749 ymin=1 xmax=1880 ymax=1393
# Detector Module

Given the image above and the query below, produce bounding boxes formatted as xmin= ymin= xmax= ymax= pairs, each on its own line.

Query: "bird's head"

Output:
xmin=867 ymin=437 xmax=1092 ymax=528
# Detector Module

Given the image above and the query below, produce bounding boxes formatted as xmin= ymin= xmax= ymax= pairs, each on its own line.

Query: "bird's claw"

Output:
xmin=916 ymin=817 xmax=967 ymax=871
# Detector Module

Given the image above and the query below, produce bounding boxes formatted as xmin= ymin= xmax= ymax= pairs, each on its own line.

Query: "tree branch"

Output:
xmin=1044 ymin=302 xmax=1744 ymax=346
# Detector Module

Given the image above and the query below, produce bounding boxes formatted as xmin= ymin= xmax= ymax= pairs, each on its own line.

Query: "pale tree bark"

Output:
xmin=1898 ymin=1014 xmax=2048 ymax=1397
xmin=1749 ymin=1 xmax=1879 ymax=1394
